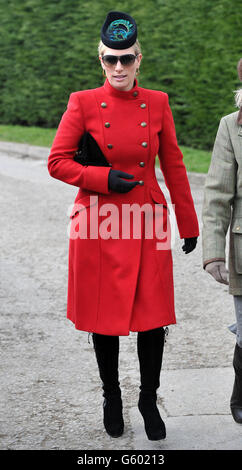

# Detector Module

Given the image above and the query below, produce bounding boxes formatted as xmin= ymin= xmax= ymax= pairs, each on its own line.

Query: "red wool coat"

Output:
xmin=48 ymin=78 xmax=199 ymax=335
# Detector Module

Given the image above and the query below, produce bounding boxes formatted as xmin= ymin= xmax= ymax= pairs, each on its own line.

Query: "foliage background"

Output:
xmin=0 ymin=0 xmax=241 ymax=149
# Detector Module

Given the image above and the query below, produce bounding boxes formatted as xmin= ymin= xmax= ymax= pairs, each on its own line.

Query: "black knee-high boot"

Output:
xmin=92 ymin=333 xmax=124 ymax=437
xmin=137 ymin=327 xmax=166 ymax=440
xmin=230 ymin=343 xmax=242 ymax=424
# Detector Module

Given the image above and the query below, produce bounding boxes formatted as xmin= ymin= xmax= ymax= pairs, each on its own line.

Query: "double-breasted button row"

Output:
xmin=101 ymin=101 xmax=146 ymax=108
xmin=107 ymin=143 xmax=148 ymax=150
xmin=140 ymin=110 xmax=148 ymax=153
xmin=98 ymin=103 xmax=113 ymax=149
xmin=101 ymin=100 xmax=147 ymax=153
xmin=105 ymin=121 xmax=147 ymax=131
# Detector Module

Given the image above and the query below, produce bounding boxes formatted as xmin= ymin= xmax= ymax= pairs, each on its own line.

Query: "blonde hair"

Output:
xmin=98 ymin=39 xmax=142 ymax=57
xmin=235 ymin=89 xmax=242 ymax=108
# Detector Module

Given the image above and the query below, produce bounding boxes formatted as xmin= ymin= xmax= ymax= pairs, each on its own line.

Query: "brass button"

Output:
xmin=139 ymin=180 xmax=144 ymax=185
xmin=141 ymin=121 xmax=147 ymax=127
xmin=107 ymin=144 xmax=113 ymax=149
xmin=133 ymin=91 xmax=138 ymax=97
xmin=142 ymin=142 xmax=148 ymax=148
xmin=105 ymin=122 xmax=110 ymax=128
xmin=139 ymin=161 xmax=145 ymax=167
xmin=236 ymin=226 xmax=240 ymax=231
xmin=101 ymin=102 xmax=107 ymax=108
xmin=140 ymin=103 xmax=146 ymax=109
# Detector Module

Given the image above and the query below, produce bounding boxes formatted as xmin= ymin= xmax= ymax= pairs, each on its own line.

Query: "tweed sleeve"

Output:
xmin=202 ymin=116 xmax=237 ymax=266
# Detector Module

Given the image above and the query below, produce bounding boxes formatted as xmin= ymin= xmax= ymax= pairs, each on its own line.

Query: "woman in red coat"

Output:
xmin=48 ymin=11 xmax=199 ymax=440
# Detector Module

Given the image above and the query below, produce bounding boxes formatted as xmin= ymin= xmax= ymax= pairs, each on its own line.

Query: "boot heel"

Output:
xmin=103 ymin=395 xmax=124 ymax=437
xmin=138 ymin=393 xmax=166 ymax=440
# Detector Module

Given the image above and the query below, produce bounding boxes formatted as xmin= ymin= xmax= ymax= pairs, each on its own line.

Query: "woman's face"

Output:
xmin=99 ymin=46 xmax=142 ymax=92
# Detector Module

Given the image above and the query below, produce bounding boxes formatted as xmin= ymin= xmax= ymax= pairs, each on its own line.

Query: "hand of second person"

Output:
xmin=108 ymin=169 xmax=140 ymax=193
xmin=182 ymin=237 xmax=198 ymax=254
xmin=205 ymin=261 xmax=229 ymax=285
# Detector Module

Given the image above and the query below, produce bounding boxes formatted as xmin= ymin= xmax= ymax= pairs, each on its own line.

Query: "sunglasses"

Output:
xmin=102 ymin=54 xmax=138 ymax=67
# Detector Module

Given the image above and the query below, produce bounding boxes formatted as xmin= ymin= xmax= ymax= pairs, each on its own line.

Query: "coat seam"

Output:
xmin=94 ymin=210 xmax=102 ymax=332
xmin=76 ymin=92 xmax=86 ymax=133
xmin=93 ymin=88 xmax=107 ymax=154
xmin=88 ymin=88 xmax=104 ymax=331
xmin=128 ymin=214 xmax=144 ymax=332
xmin=153 ymin=219 xmax=174 ymax=320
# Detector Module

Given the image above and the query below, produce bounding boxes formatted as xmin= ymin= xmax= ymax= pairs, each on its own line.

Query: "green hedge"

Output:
xmin=0 ymin=0 xmax=241 ymax=149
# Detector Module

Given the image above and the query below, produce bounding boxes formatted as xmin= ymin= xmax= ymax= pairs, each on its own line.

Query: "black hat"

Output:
xmin=101 ymin=11 xmax=137 ymax=50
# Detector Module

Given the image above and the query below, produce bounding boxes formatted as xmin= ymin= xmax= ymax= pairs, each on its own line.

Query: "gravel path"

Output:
xmin=0 ymin=153 xmax=236 ymax=450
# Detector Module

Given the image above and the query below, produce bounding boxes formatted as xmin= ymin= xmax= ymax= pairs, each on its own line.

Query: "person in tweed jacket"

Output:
xmin=202 ymin=58 xmax=242 ymax=424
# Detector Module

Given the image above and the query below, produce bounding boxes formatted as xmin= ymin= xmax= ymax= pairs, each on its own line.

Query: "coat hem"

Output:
xmin=67 ymin=315 xmax=176 ymax=336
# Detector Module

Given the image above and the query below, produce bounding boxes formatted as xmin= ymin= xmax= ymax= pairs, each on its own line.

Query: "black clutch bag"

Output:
xmin=74 ymin=132 xmax=110 ymax=167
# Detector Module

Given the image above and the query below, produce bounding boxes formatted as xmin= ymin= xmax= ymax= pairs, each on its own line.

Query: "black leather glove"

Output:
xmin=108 ymin=169 xmax=140 ymax=193
xmin=182 ymin=237 xmax=198 ymax=254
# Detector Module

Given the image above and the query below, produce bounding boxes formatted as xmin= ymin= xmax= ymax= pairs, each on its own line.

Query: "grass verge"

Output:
xmin=0 ymin=124 xmax=211 ymax=173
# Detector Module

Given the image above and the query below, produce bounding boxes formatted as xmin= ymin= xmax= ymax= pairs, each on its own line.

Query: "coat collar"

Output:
xmin=103 ymin=77 xmax=140 ymax=100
